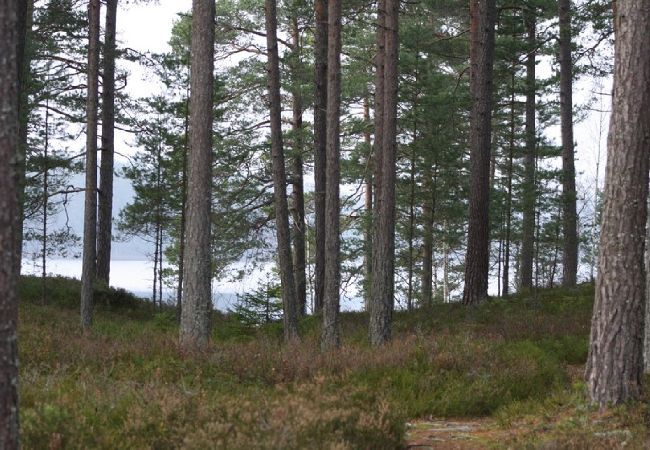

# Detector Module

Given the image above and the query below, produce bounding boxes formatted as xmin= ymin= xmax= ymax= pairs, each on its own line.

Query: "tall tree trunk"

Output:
xmin=321 ymin=0 xmax=342 ymax=351
xmin=97 ymin=0 xmax=118 ymax=285
xmin=502 ymin=69 xmax=515 ymax=297
xmin=14 ymin=0 xmax=33 ymax=278
xmin=548 ymin=219 xmax=561 ymax=288
xmin=645 ymin=197 xmax=650 ymax=374
xmin=586 ymin=0 xmax=650 ymax=407
xmin=406 ymin=141 xmax=416 ymax=310
xmin=373 ymin=0 xmax=385 ymax=213
xmin=369 ymin=0 xmax=398 ymax=346
xmin=520 ymin=12 xmax=536 ymax=290
xmin=153 ymin=142 xmax=163 ymax=308
xmin=152 ymin=226 xmax=158 ymax=307
xmin=443 ymin=237 xmax=450 ymax=303
xmin=406 ymin=59 xmax=419 ymax=310
xmin=42 ymin=96 xmax=50 ymax=306
xmin=362 ymin=96 xmax=372 ymax=311
xmin=80 ymin=0 xmax=101 ymax=329
xmin=265 ymin=0 xmax=299 ymax=341
xmin=559 ymin=0 xmax=578 ymax=287
xmin=462 ymin=0 xmax=496 ymax=305
xmin=290 ymin=15 xmax=307 ymax=316
xmin=313 ymin=0 xmax=328 ymax=315
xmin=0 ymin=0 xmax=20 ymax=443
xmin=176 ymin=95 xmax=189 ymax=321
xmin=421 ymin=163 xmax=437 ymax=306
xmin=179 ymin=0 xmax=215 ymax=352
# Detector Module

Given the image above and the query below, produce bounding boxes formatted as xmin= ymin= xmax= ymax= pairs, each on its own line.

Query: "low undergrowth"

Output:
xmin=17 ymin=277 xmax=650 ymax=448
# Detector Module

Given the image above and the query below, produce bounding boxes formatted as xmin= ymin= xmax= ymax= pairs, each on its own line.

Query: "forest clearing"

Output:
xmin=2 ymin=0 xmax=650 ymax=448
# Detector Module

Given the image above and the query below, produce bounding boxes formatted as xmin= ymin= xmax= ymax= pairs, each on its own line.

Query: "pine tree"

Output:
xmin=0 ymin=0 xmax=21 ymax=444
xmin=586 ymin=0 xmax=650 ymax=407
xmin=312 ymin=0 xmax=328 ymax=315
xmin=369 ymin=0 xmax=399 ymax=345
xmin=462 ymin=0 xmax=496 ymax=305
xmin=179 ymin=0 xmax=216 ymax=352
xmin=558 ymin=0 xmax=578 ymax=287
xmin=80 ymin=0 xmax=101 ymax=329
xmin=265 ymin=0 xmax=299 ymax=341
xmin=321 ymin=0 xmax=342 ymax=351
xmin=96 ymin=0 xmax=118 ymax=285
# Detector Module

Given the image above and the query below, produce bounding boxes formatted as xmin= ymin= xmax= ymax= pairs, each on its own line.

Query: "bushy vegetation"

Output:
xmin=17 ymin=278 xmax=650 ymax=448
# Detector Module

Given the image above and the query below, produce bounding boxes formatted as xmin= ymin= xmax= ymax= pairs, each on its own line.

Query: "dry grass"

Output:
xmin=17 ymin=277 xmax=650 ymax=449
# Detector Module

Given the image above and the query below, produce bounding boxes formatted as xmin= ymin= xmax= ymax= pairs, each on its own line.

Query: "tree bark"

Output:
xmin=312 ymin=0 xmax=328 ymax=315
xmin=586 ymin=0 xmax=650 ymax=407
xmin=462 ymin=0 xmax=496 ymax=305
xmin=369 ymin=0 xmax=398 ymax=346
xmin=290 ymin=15 xmax=307 ymax=317
xmin=645 ymin=197 xmax=650 ymax=374
xmin=362 ymin=96 xmax=373 ymax=311
xmin=321 ymin=0 xmax=341 ymax=351
xmin=176 ymin=95 xmax=189 ymax=321
xmin=0 ymin=1 xmax=21 ymax=445
xmin=265 ymin=0 xmax=299 ymax=341
xmin=520 ymin=12 xmax=536 ymax=290
xmin=372 ymin=0 xmax=385 ymax=214
xmin=559 ymin=0 xmax=578 ymax=287
xmin=179 ymin=0 xmax=215 ymax=352
xmin=80 ymin=0 xmax=101 ymax=329
xmin=14 ymin=0 xmax=33 ymax=278
xmin=97 ymin=0 xmax=118 ymax=285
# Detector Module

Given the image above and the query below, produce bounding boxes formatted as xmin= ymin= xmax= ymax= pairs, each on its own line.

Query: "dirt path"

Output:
xmin=405 ymin=418 xmax=504 ymax=449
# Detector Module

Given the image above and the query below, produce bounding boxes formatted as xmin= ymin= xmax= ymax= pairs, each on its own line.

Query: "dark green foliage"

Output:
xmin=19 ymin=275 xmax=144 ymax=312
xmin=230 ymin=283 xmax=284 ymax=326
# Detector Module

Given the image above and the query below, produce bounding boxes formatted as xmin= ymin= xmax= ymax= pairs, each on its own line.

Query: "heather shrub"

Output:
xmin=19 ymin=278 xmax=615 ymax=448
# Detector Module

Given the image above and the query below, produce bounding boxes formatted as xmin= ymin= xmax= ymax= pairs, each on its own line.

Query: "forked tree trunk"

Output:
xmin=0 ymin=1 xmax=21 ymax=444
xmin=370 ymin=0 xmax=398 ymax=346
xmin=179 ymin=0 xmax=215 ymax=352
xmin=80 ymin=0 xmax=101 ymax=329
xmin=265 ymin=0 xmax=299 ymax=341
xmin=520 ymin=12 xmax=536 ymax=290
xmin=586 ymin=0 xmax=650 ymax=407
xmin=97 ymin=0 xmax=118 ymax=285
xmin=321 ymin=0 xmax=342 ymax=351
xmin=462 ymin=0 xmax=496 ymax=305
xmin=559 ymin=0 xmax=578 ymax=287
xmin=312 ymin=0 xmax=328 ymax=315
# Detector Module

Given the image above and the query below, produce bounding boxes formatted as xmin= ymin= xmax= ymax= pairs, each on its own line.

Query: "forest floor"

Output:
xmin=18 ymin=276 xmax=650 ymax=449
